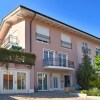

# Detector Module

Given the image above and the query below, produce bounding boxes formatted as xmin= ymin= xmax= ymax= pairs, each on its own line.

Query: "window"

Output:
xmin=82 ymin=42 xmax=91 ymax=54
xmin=61 ymin=33 xmax=72 ymax=49
xmin=58 ymin=53 xmax=68 ymax=67
xmin=36 ymin=25 xmax=50 ymax=43
xmin=96 ymin=48 xmax=100 ymax=56
xmin=38 ymin=73 xmax=48 ymax=90
xmin=3 ymin=74 xmax=13 ymax=90
xmin=43 ymin=50 xmax=54 ymax=66
xmin=17 ymin=72 xmax=26 ymax=90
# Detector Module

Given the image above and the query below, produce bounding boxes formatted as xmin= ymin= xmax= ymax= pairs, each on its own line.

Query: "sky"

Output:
xmin=0 ymin=0 xmax=100 ymax=38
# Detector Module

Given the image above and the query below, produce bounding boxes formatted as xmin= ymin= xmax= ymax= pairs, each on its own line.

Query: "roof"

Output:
xmin=0 ymin=5 xmax=100 ymax=42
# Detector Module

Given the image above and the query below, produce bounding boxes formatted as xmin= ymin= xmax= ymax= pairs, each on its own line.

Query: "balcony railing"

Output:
xmin=2 ymin=35 xmax=19 ymax=47
xmin=36 ymin=33 xmax=50 ymax=43
xmin=61 ymin=40 xmax=72 ymax=49
xmin=43 ymin=58 xmax=74 ymax=69
xmin=82 ymin=47 xmax=91 ymax=54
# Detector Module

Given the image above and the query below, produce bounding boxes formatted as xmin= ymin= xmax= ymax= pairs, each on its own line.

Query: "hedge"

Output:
xmin=0 ymin=48 xmax=36 ymax=65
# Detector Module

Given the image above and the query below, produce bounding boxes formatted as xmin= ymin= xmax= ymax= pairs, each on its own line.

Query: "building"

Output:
xmin=0 ymin=5 xmax=100 ymax=94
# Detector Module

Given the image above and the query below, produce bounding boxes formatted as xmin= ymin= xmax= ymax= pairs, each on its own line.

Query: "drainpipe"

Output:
xmin=29 ymin=13 xmax=37 ymax=92
xmin=30 ymin=13 xmax=36 ymax=52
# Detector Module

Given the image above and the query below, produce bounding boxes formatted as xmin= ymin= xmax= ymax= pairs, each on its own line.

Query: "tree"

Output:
xmin=76 ymin=53 xmax=94 ymax=90
xmin=90 ymin=54 xmax=100 ymax=89
xmin=93 ymin=54 xmax=100 ymax=71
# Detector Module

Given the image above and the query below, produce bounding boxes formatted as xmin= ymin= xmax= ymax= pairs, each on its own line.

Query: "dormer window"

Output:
xmin=36 ymin=24 xmax=50 ymax=43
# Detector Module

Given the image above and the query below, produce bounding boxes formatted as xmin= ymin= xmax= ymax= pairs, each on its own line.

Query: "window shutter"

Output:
xmin=61 ymin=33 xmax=71 ymax=43
xmin=36 ymin=25 xmax=49 ymax=36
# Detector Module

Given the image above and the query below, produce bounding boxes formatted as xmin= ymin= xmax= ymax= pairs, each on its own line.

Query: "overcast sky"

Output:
xmin=0 ymin=0 xmax=100 ymax=38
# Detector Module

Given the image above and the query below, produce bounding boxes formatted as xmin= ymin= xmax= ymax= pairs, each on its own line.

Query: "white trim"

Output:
xmin=52 ymin=73 xmax=61 ymax=90
xmin=0 ymin=68 xmax=30 ymax=94
xmin=43 ymin=48 xmax=55 ymax=59
xmin=37 ymin=72 xmax=49 ymax=91
xmin=43 ymin=66 xmax=74 ymax=71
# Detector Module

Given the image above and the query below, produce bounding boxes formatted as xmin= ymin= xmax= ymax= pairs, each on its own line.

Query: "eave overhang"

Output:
xmin=0 ymin=5 xmax=100 ymax=44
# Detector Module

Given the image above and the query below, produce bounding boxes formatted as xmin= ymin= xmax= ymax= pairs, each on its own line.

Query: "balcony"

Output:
xmin=43 ymin=58 xmax=74 ymax=70
xmin=61 ymin=40 xmax=72 ymax=49
xmin=82 ymin=47 xmax=91 ymax=54
xmin=2 ymin=35 xmax=19 ymax=48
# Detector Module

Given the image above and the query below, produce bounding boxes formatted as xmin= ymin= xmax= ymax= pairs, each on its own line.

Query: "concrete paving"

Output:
xmin=0 ymin=91 xmax=92 ymax=100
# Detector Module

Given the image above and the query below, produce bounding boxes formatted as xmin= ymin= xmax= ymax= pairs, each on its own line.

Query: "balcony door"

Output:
xmin=44 ymin=50 xmax=54 ymax=66
xmin=58 ymin=53 xmax=68 ymax=67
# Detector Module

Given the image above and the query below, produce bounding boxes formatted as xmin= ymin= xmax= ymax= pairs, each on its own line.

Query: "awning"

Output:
xmin=10 ymin=45 xmax=22 ymax=50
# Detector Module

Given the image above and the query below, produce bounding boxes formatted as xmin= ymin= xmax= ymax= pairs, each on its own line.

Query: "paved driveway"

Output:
xmin=0 ymin=91 xmax=92 ymax=100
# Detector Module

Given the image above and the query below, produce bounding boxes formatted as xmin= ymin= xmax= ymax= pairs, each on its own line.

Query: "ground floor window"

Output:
xmin=38 ymin=73 xmax=48 ymax=90
xmin=3 ymin=74 xmax=13 ymax=90
xmin=17 ymin=72 xmax=26 ymax=90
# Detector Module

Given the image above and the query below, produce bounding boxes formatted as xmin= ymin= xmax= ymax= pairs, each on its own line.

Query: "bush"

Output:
xmin=81 ymin=88 xmax=100 ymax=96
xmin=80 ymin=90 xmax=87 ymax=94
xmin=87 ymin=88 xmax=100 ymax=96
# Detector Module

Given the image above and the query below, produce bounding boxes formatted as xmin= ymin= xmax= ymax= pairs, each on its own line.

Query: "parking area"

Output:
xmin=0 ymin=91 xmax=92 ymax=100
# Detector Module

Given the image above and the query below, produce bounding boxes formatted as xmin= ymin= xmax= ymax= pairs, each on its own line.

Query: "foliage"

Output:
xmin=76 ymin=53 xmax=94 ymax=90
xmin=89 ymin=54 xmax=100 ymax=89
xmin=89 ymin=73 xmax=100 ymax=89
xmin=80 ymin=90 xmax=87 ymax=94
xmin=93 ymin=54 xmax=100 ymax=71
xmin=0 ymin=48 xmax=36 ymax=65
xmin=87 ymin=88 xmax=100 ymax=96
xmin=81 ymin=88 xmax=100 ymax=96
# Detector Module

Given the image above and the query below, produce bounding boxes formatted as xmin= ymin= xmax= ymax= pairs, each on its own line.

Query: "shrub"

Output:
xmin=87 ymin=88 xmax=100 ymax=96
xmin=80 ymin=90 xmax=87 ymax=94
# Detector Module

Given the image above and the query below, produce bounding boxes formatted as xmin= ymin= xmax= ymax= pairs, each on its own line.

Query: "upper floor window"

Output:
xmin=96 ymin=48 xmax=100 ymax=56
xmin=82 ymin=42 xmax=91 ymax=54
xmin=61 ymin=33 xmax=72 ymax=49
xmin=36 ymin=25 xmax=50 ymax=43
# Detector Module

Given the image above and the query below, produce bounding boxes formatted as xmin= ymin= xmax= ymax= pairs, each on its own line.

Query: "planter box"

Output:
xmin=64 ymin=87 xmax=75 ymax=93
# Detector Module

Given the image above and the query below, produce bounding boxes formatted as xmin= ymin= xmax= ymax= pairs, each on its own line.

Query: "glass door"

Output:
xmin=44 ymin=50 xmax=54 ymax=66
xmin=17 ymin=72 xmax=26 ymax=90
xmin=58 ymin=53 xmax=68 ymax=67
xmin=2 ymin=70 xmax=14 ymax=93
xmin=38 ymin=73 xmax=48 ymax=90
xmin=3 ymin=74 xmax=13 ymax=90
xmin=53 ymin=74 xmax=60 ymax=90
xmin=54 ymin=76 xmax=58 ymax=89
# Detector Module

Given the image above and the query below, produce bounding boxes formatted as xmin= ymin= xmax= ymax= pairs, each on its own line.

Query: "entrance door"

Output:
xmin=54 ymin=76 xmax=58 ymax=89
xmin=53 ymin=74 xmax=60 ymax=90
xmin=38 ymin=73 xmax=48 ymax=91
xmin=64 ymin=75 xmax=70 ymax=87
xmin=2 ymin=70 xmax=14 ymax=93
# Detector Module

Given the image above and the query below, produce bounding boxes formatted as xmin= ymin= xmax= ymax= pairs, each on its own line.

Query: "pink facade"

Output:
xmin=0 ymin=5 xmax=100 ymax=93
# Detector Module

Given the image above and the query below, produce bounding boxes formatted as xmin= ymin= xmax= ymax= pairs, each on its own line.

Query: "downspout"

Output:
xmin=30 ymin=13 xmax=37 ymax=92
xmin=30 ymin=13 xmax=36 ymax=52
